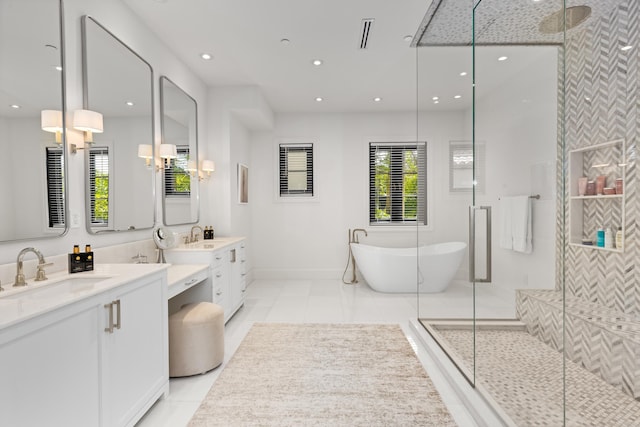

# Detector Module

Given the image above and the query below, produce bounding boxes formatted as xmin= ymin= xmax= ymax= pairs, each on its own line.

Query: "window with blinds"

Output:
xmin=369 ymin=142 xmax=427 ymax=225
xmin=164 ymin=146 xmax=191 ymax=197
xmin=45 ymin=147 xmax=65 ymax=228
xmin=279 ymin=143 xmax=313 ymax=197
xmin=89 ymin=147 xmax=109 ymax=225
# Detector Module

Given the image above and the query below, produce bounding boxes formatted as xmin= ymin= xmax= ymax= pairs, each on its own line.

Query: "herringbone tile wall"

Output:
xmin=561 ymin=0 xmax=639 ymax=317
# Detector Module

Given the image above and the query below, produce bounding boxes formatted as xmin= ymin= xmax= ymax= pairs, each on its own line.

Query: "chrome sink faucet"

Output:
xmin=14 ymin=247 xmax=49 ymax=287
xmin=189 ymin=225 xmax=203 ymax=243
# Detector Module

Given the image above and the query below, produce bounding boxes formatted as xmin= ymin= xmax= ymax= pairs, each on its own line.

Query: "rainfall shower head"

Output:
xmin=539 ymin=6 xmax=592 ymax=34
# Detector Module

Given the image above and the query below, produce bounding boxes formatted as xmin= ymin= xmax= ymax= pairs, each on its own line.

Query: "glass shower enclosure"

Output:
xmin=414 ymin=0 xmax=640 ymax=425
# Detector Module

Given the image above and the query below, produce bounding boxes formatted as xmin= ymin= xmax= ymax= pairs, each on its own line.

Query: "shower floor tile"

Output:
xmin=422 ymin=323 xmax=640 ymax=426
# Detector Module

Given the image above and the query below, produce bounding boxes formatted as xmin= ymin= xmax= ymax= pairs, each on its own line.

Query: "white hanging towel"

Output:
xmin=499 ymin=197 xmax=513 ymax=250
xmin=511 ymin=195 xmax=532 ymax=254
xmin=499 ymin=196 xmax=533 ymax=253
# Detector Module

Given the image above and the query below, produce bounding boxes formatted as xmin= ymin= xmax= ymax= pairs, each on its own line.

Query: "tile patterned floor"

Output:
xmin=431 ymin=327 xmax=640 ymax=427
xmin=136 ymin=279 xmax=496 ymax=427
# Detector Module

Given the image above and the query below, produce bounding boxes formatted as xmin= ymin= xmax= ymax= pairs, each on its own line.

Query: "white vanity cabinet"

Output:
xmin=166 ymin=237 xmax=246 ymax=323
xmin=101 ymin=273 xmax=168 ymax=427
xmin=0 ymin=303 xmax=102 ymax=426
xmin=0 ymin=266 xmax=168 ymax=427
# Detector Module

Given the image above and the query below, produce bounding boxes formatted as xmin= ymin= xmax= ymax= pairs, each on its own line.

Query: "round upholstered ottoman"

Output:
xmin=169 ymin=302 xmax=225 ymax=377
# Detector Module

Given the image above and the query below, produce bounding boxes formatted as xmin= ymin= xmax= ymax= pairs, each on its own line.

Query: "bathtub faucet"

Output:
xmin=351 ymin=228 xmax=368 ymax=244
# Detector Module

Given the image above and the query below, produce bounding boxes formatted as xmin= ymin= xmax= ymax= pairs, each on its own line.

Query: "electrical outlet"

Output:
xmin=71 ymin=212 xmax=80 ymax=228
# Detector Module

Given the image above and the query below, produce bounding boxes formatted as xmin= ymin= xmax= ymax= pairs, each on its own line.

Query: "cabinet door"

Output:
xmin=228 ymin=243 xmax=247 ymax=316
xmin=0 ymin=306 xmax=101 ymax=427
xmin=102 ymin=277 xmax=167 ymax=426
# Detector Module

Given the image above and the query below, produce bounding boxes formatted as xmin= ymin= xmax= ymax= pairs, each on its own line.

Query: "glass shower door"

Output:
xmin=471 ymin=0 xmax=566 ymax=424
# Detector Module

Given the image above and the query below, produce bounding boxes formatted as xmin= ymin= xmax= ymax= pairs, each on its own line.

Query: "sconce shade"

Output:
xmin=186 ymin=160 xmax=198 ymax=172
xmin=159 ymin=143 xmax=177 ymax=159
xmin=73 ymin=109 xmax=103 ymax=133
xmin=41 ymin=110 xmax=63 ymax=132
xmin=137 ymin=144 xmax=153 ymax=159
xmin=202 ymin=160 xmax=215 ymax=172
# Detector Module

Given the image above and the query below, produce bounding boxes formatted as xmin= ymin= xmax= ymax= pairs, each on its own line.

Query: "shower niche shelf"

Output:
xmin=569 ymin=139 xmax=625 ymax=252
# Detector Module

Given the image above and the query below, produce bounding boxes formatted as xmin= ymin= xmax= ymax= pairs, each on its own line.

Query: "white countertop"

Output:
xmin=0 ymin=263 xmax=169 ymax=330
xmin=168 ymin=237 xmax=245 ymax=252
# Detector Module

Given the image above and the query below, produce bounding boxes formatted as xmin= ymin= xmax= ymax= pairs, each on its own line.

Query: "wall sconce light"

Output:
xmin=41 ymin=110 xmax=63 ymax=145
xmin=137 ymin=144 xmax=153 ymax=168
xmin=158 ymin=143 xmax=177 ymax=169
xmin=73 ymin=109 xmax=103 ymax=143
xmin=201 ymin=160 xmax=215 ymax=178
xmin=70 ymin=109 xmax=104 ymax=154
xmin=185 ymin=160 xmax=198 ymax=177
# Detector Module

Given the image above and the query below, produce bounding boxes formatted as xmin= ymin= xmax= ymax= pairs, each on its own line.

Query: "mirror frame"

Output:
xmin=81 ymin=15 xmax=156 ymax=234
xmin=0 ymin=0 xmax=69 ymax=243
xmin=159 ymin=75 xmax=199 ymax=226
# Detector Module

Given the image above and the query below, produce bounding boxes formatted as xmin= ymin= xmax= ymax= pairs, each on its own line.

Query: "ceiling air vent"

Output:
xmin=359 ymin=18 xmax=375 ymax=49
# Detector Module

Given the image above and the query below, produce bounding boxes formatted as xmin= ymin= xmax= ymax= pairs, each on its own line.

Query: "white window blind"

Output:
xmin=45 ymin=147 xmax=65 ymax=228
xmin=279 ymin=143 xmax=313 ymax=196
xmin=369 ymin=142 xmax=427 ymax=225
xmin=89 ymin=147 xmax=109 ymax=225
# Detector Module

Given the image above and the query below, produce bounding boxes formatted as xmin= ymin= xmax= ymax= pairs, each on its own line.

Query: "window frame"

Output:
xmin=88 ymin=146 xmax=111 ymax=228
xmin=368 ymin=141 xmax=428 ymax=227
xmin=164 ymin=145 xmax=191 ymax=198
xmin=278 ymin=142 xmax=315 ymax=199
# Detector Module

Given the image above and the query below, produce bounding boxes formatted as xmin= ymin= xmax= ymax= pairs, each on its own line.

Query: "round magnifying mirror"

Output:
xmin=153 ymin=226 xmax=176 ymax=263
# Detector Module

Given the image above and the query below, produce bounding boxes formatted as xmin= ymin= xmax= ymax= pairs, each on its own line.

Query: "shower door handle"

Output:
xmin=469 ymin=205 xmax=492 ymax=283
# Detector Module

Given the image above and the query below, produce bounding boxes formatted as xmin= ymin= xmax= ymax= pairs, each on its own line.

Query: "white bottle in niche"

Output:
xmin=604 ymin=228 xmax=613 ymax=249
xmin=616 ymin=227 xmax=623 ymax=250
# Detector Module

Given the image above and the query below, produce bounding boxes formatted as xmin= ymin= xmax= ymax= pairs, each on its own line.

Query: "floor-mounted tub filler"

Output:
xmin=350 ymin=241 xmax=467 ymax=293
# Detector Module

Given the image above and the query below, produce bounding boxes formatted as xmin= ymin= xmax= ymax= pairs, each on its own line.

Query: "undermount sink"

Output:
xmin=1 ymin=276 xmax=113 ymax=301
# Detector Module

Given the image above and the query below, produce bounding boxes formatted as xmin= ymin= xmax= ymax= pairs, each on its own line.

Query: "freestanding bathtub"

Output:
xmin=350 ymin=241 xmax=467 ymax=293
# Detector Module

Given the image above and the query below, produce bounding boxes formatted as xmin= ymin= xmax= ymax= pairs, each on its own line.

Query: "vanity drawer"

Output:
xmin=167 ymin=268 xmax=208 ymax=299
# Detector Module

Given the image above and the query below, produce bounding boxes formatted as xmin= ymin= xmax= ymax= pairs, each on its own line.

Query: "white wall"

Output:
xmin=0 ymin=0 xmax=207 ymax=266
xmin=250 ymin=111 xmax=467 ymax=279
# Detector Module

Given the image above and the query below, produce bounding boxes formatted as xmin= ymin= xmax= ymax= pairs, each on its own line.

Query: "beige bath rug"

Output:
xmin=189 ymin=323 xmax=457 ymax=426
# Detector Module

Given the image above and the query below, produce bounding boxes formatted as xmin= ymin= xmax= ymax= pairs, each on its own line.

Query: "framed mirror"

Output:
xmin=0 ymin=0 xmax=68 ymax=242
xmin=160 ymin=76 xmax=199 ymax=226
xmin=81 ymin=16 xmax=155 ymax=233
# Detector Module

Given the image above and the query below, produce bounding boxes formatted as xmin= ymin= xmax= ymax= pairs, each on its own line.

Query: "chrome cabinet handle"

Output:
xmin=104 ymin=302 xmax=114 ymax=333
xmin=469 ymin=205 xmax=492 ymax=283
xmin=230 ymin=249 xmax=237 ymax=263
xmin=114 ymin=299 xmax=121 ymax=330
xmin=184 ymin=278 xmax=197 ymax=286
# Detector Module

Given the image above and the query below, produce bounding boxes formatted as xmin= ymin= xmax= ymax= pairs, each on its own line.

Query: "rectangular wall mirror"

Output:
xmin=160 ymin=76 xmax=199 ymax=226
xmin=81 ymin=16 xmax=155 ymax=233
xmin=0 ymin=0 xmax=68 ymax=242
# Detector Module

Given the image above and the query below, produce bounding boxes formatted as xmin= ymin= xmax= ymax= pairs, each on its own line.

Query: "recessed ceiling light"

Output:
xmin=434 ymin=100 xmax=440 ymax=104
xmin=54 ymin=65 xmax=62 ymax=71
xmin=200 ymin=53 xmax=212 ymax=60
xmin=454 ymin=95 xmax=461 ymax=99
xmin=125 ymin=101 xmax=135 ymax=107
xmin=403 ymin=35 xmax=413 ymax=42
xmin=432 ymin=96 xmax=439 ymax=101
xmin=10 ymin=104 xmax=20 ymax=109
xmin=621 ymin=45 xmax=633 ymax=51
xmin=312 ymin=59 xmax=323 ymax=66
xmin=498 ymin=56 xmax=508 ymax=61
xmin=460 ymin=72 xmax=468 ymax=76
xmin=315 ymin=97 xmax=323 ymax=102
xmin=373 ymin=97 xmax=382 ymax=102
xmin=280 ymin=38 xmax=290 ymax=45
